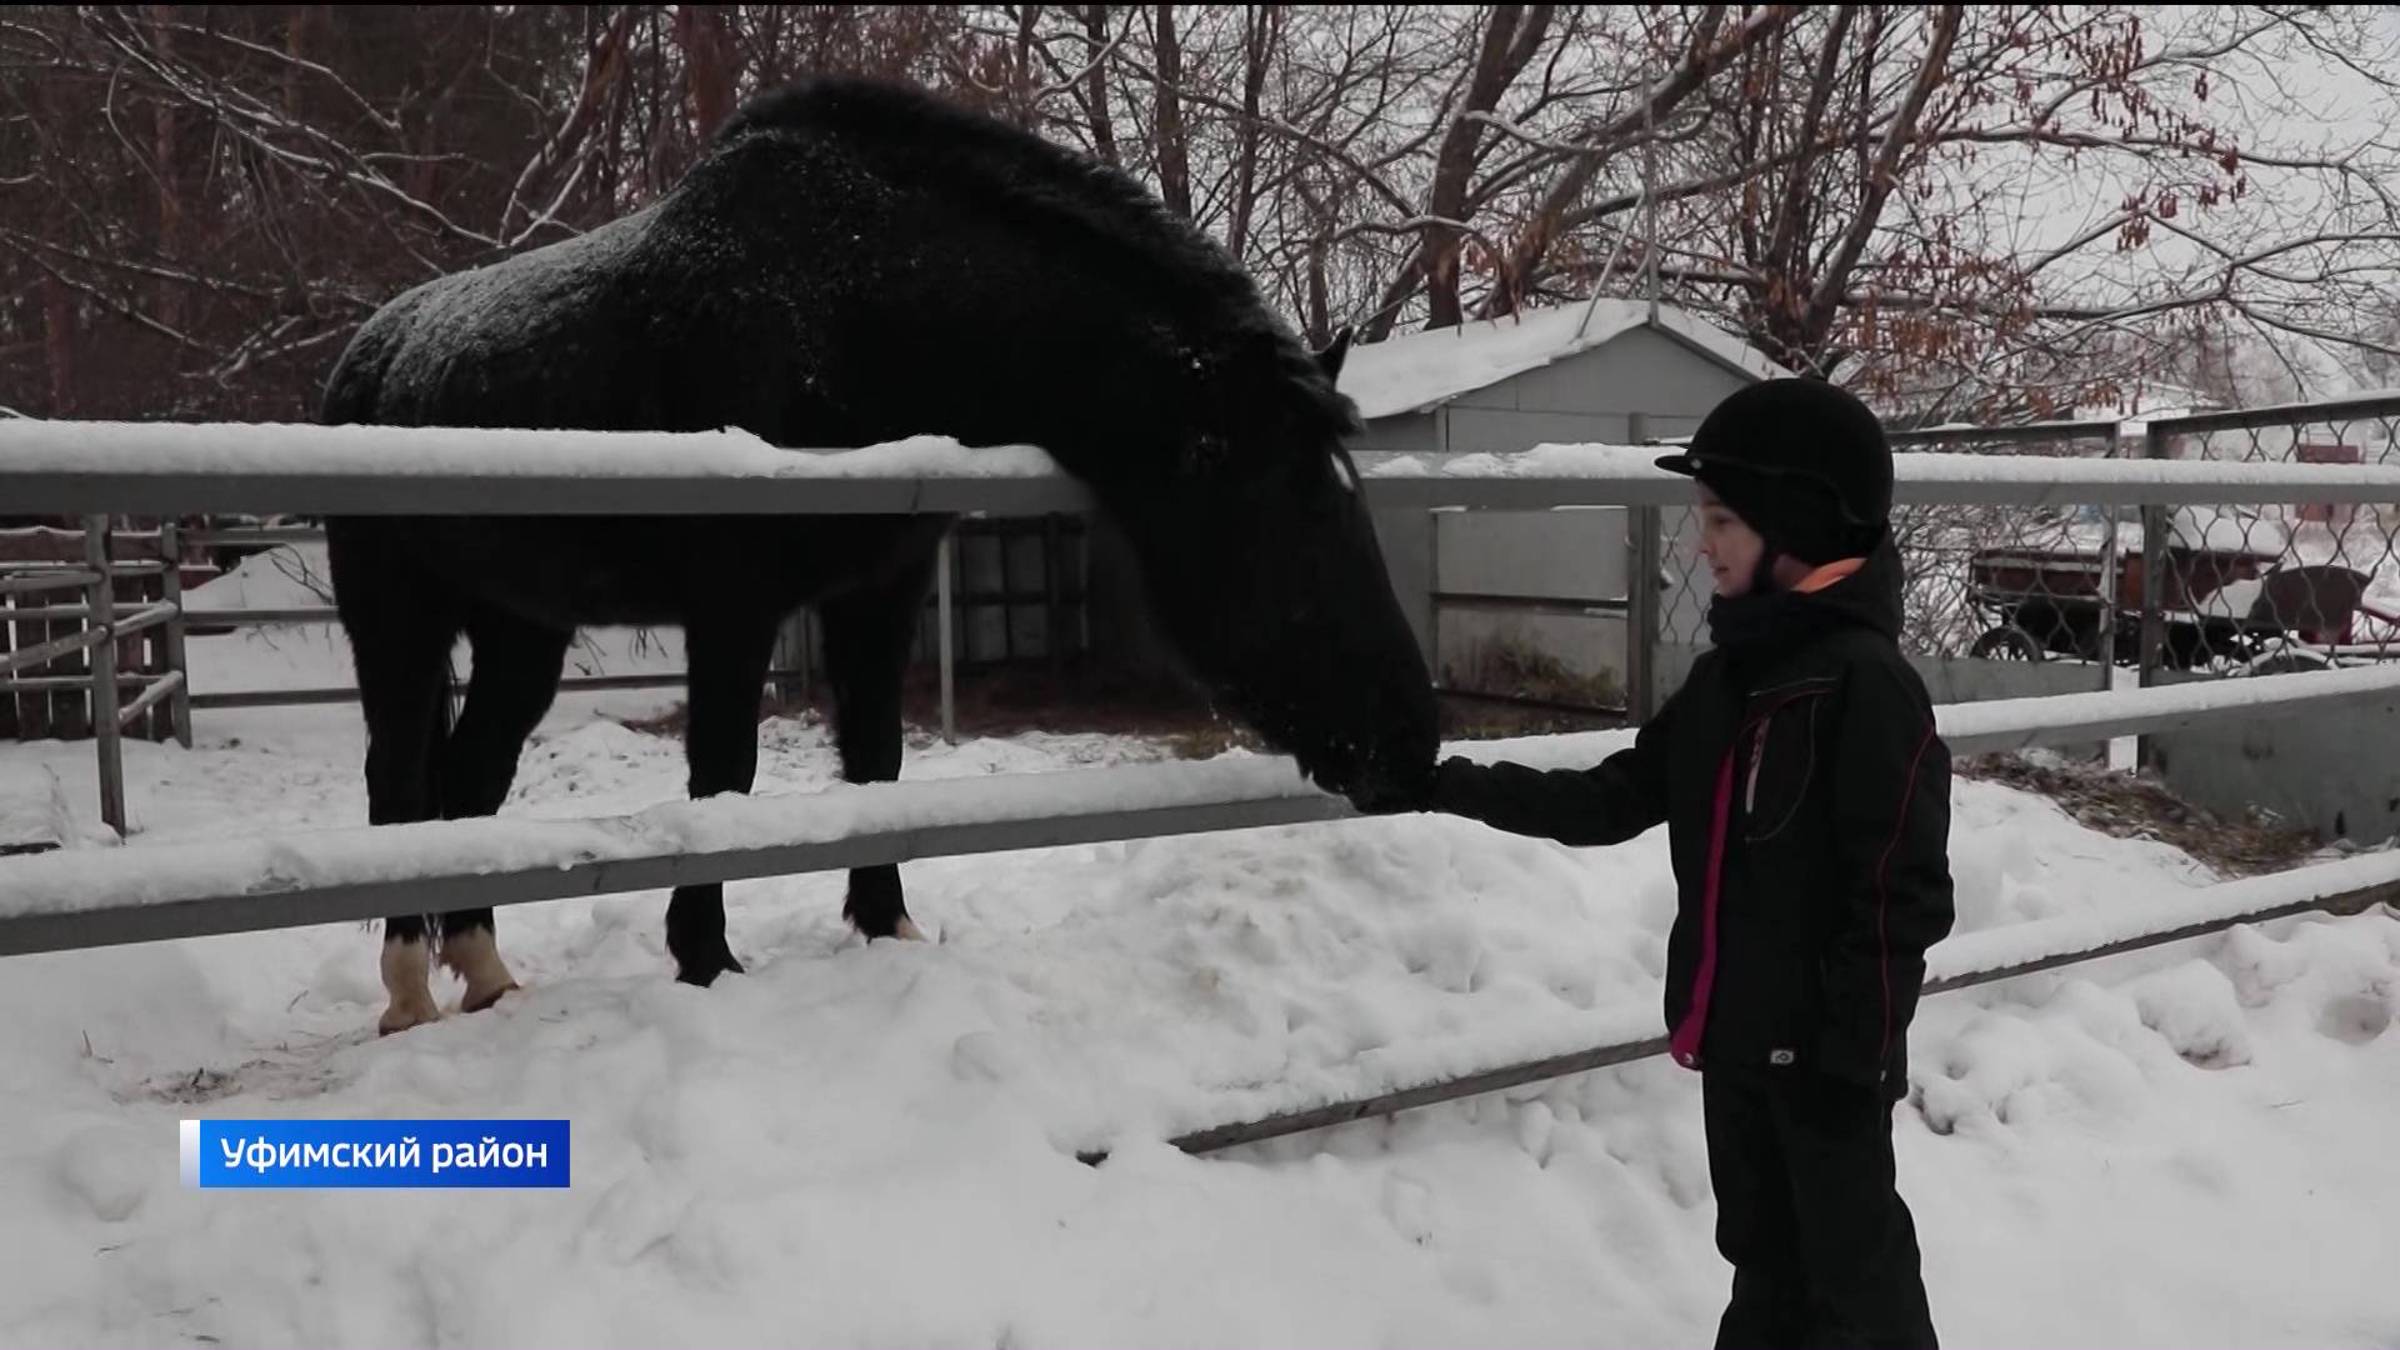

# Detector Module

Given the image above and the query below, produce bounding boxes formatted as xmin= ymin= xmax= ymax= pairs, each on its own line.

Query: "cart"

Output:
xmin=2219 ymin=564 xmax=2400 ymax=675
xmin=1966 ymin=535 xmax=2281 ymax=670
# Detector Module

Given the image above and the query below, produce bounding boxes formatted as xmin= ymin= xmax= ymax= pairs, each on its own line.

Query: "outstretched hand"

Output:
xmin=1342 ymin=757 xmax=1443 ymax=816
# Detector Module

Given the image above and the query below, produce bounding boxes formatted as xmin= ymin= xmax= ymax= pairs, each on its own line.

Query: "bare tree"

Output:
xmin=10 ymin=4 xmax=2400 ymax=429
xmin=1644 ymin=5 xmax=2400 ymax=418
xmin=0 ymin=4 xmax=1022 ymax=422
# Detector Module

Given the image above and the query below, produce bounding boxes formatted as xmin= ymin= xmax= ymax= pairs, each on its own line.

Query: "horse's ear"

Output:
xmin=1316 ymin=326 xmax=1355 ymax=383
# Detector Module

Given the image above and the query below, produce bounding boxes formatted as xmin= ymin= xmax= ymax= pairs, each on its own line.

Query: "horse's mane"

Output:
xmin=714 ymin=76 xmax=1357 ymax=436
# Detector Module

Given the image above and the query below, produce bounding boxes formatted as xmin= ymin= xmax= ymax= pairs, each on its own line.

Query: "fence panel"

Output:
xmin=14 ymin=416 xmax=2400 ymax=831
xmin=2135 ymin=400 xmax=2400 ymax=676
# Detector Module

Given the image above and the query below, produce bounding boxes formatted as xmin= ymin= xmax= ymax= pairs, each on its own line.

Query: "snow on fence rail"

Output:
xmin=11 ymin=420 xmax=2400 ymax=515
xmin=15 ymin=415 xmax=2400 ymax=827
xmin=5 ymin=663 xmax=2399 ymax=959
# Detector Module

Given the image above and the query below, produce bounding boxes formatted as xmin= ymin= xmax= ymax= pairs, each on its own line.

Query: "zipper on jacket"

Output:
xmin=1670 ymin=745 xmax=1740 ymax=1071
xmin=1743 ymin=721 xmax=1769 ymax=815
xmin=1673 ymin=684 xmax=1831 ymax=1071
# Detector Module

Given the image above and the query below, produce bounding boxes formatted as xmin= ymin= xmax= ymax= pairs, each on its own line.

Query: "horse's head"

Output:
xmin=701 ymin=77 xmax=1439 ymax=802
xmin=1074 ymin=322 xmax=1440 ymax=805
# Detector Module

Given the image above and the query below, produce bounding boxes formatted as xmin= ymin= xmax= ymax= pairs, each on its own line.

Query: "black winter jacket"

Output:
xmin=1432 ymin=540 xmax=1955 ymax=1098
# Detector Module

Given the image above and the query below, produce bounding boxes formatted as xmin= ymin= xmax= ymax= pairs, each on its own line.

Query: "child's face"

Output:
xmin=1696 ymin=484 xmax=1766 ymax=597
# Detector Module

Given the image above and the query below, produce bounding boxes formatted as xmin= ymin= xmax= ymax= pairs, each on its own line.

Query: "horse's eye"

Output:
xmin=1329 ymin=453 xmax=1358 ymax=494
xmin=1185 ymin=433 xmax=1228 ymax=474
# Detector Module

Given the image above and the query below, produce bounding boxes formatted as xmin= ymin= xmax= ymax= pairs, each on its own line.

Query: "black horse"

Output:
xmin=321 ymin=76 xmax=1438 ymax=1035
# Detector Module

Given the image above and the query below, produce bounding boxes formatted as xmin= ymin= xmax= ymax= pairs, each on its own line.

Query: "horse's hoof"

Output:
xmin=376 ymin=1000 xmax=440 ymax=1036
xmin=674 ymin=952 xmax=744 ymax=987
xmin=461 ymin=980 xmax=521 ymax=1014
xmin=438 ymin=929 xmax=519 ymax=1014
xmin=858 ymin=916 xmax=934 ymax=943
xmin=379 ymin=939 xmax=440 ymax=1035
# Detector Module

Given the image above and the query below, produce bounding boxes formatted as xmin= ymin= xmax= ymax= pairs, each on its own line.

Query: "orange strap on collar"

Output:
xmin=1793 ymin=557 xmax=1866 ymax=594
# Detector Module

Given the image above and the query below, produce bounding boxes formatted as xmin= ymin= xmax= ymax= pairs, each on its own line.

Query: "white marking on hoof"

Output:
xmin=893 ymin=917 xmax=930 ymax=942
xmin=438 ymin=928 xmax=521 ymax=1014
xmin=378 ymin=939 xmax=441 ymax=1036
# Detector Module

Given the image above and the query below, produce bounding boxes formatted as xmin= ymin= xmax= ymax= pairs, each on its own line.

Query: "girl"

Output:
xmin=1364 ymin=377 xmax=1953 ymax=1349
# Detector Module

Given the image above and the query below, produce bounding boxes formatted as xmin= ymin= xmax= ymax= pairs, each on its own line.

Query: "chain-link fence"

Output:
xmin=1658 ymin=422 xmax=2124 ymax=674
xmin=2135 ymin=399 xmax=2400 ymax=675
xmin=1650 ymin=399 xmax=2400 ymax=691
xmin=1887 ymin=422 xmax=2128 ymax=678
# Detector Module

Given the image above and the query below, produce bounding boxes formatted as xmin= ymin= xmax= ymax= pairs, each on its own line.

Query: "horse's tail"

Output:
xmin=422 ymin=650 xmax=460 ymax=955
xmin=328 ymin=519 xmax=463 ymax=951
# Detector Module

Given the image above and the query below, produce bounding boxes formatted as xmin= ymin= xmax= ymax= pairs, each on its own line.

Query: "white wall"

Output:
xmin=1408 ymin=326 xmax=1753 ymax=692
xmin=2148 ymin=668 xmax=2400 ymax=843
xmin=1435 ymin=506 xmax=1630 ymax=693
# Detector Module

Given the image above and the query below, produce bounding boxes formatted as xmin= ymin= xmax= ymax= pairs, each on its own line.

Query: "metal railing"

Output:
xmin=5 ymin=656 xmax=2397 ymax=958
xmin=164 ymin=519 xmax=1088 ymax=708
xmin=1135 ymin=844 xmax=2400 ymax=1160
xmin=5 ymin=407 xmax=2400 ymax=1153
xmin=173 ymin=523 xmax=814 ymax=714
xmin=9 ymin=412 xmax=2400 ymax=835
xmin=1 ymin=521 xmax=1074 ymax=818
xmin=0 ymin=517 xmax=195 ymax=830
xmin=1641 ymin=400 xmax=2400 ymax=693
xmin=2130 ymin=395 xmax=2400 ymax=690
xmin=3 ymin=654 xmax=2396 ymax=1158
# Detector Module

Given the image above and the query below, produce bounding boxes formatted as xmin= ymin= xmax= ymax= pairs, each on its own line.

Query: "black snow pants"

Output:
xmin=1703 ymin=1067 xmax=1937 ymax=1350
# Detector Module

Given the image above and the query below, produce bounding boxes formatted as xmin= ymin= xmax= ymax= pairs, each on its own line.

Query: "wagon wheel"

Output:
xmin=1970 ymin=626 xmax=2047 ymax=663
xmin=2239 ymin=643 xmax=2335 ymax=678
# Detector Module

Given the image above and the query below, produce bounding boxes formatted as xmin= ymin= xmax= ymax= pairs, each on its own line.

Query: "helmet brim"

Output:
xmin=1653 ymin=452 xmax=1873 ymax=527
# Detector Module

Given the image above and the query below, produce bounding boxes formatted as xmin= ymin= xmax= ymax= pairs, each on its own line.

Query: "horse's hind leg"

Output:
xmin=820 ymin=543 xmax=943 ymax=942
xmin=434 ymin=611 xmax=572 ymax=1012
xmin=663 ymin=613 xmax=779 ymax=986
xmin=328 ymin=526 xmax=459 ymax=1035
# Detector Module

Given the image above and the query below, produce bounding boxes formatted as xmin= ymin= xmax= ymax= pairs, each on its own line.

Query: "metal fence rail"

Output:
xmin=10 ymin=414 xmax=2400 ymax=839
xmin=155 ymin=522 xmax=1084 ymax=718
xmin=10 ymin=418 xmax=2400 ymax=511
xmin=0 ymin=518 xmax=195 ymax=828
xmin=5 ymin=662 xmax=2397 ymax=959
xmin=1139 ymin=848 xmax=2400 ymax=1160
xmin=8 ymin=409 xmax=2400 ymax=1162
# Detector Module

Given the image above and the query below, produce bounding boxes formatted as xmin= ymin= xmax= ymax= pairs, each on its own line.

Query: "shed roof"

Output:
xmin=1337 ymin=299 xmax=1788 ymax=420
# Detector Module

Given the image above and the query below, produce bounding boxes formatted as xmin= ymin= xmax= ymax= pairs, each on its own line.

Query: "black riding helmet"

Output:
xmin=1656 ymin=377 xmax=1893 ymax=567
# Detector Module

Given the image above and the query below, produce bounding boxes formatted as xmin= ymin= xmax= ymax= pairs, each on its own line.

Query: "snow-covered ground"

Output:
xmin=2 ymin=623 xmax=2397 ymax=1347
